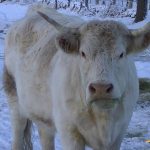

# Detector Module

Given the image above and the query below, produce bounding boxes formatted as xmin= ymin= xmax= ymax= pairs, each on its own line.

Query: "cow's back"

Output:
xmin=4 ymin=4 xmax=83 ymax=75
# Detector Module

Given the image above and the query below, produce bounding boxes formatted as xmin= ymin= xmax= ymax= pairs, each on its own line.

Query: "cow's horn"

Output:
xmin=130 ymin=22 xmax=150 ymax=36
xmin=37 ymin=11 xmax=67 ymax=31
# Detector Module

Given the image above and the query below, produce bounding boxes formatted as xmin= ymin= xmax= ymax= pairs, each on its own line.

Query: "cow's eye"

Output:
xmin=81 ymin=51 xmax=86 ymax=59
xmin=119 ymin=52 xmax=124 ymax=59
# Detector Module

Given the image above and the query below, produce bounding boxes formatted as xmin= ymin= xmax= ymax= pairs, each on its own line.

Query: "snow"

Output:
xmin=135 ymin=62 xmax=150 ymax=78
xmin=0 ymin=3 xmax=28 ymax=23
xmin=0 ymin=2 xmax=150 ymax=150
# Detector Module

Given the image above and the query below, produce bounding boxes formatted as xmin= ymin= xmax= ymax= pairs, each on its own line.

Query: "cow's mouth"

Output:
xmin=89 ymin=97 xmax=122 ymax=109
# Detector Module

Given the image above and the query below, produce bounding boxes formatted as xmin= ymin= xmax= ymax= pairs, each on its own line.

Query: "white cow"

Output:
xmin=3 ymin=4 xmax=150 ymax=150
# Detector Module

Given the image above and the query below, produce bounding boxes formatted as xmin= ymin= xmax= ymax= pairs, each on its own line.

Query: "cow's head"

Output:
xmin=38 ymin=12 xmax=150 ymax=109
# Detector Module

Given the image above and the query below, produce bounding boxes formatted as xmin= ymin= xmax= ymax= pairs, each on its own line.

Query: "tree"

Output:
xmin=55 ymin=0 xmax=58 ymax=9
xmin=85 ymin=0 xmax=89 ymax=8
xmin=148 ymin=0 xmax=150 ymax=10
xmin=101 ymin=0 xmax=106 ymax=5
xmin=0 ymin=0 xmax=6 ymax=3
xmin=95 ymin=0 xmax=100 ymax=5
xmin=135 ymin=0 xmax=148 ymax=22
xmin=68 ymin=0 xmax=71 ymax=7
xmin=111 ymin=0 xmax=116 ymax=5
xmin=126 ymin=0 xmax=133 ymax=9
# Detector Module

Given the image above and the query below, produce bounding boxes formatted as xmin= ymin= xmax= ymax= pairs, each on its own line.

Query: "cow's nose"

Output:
xmin=89 ymin=83 xmax=114 ymax=95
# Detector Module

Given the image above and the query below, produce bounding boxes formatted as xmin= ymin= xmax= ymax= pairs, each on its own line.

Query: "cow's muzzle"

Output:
xmin=88 ymin=96 xmax=123 ymax=109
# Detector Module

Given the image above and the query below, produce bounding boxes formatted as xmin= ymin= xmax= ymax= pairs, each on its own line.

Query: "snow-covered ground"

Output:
xmin=0 ymin=3 xmax=27 ymax=23
xmin=0 ymin=2 xmax=150 ymax=150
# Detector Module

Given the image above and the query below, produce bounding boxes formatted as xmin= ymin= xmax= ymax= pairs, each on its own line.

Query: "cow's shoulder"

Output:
xmin=6 ymin=14 xmax=53 ymax=54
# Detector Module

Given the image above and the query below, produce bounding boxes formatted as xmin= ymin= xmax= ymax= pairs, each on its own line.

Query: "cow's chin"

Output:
xmin=89 ymin=97 xmax=122 ymax=110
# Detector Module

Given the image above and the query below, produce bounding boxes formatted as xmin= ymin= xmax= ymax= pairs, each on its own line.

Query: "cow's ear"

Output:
xmin=37 ymin=11 xmax=81 ymax=54
xmin=56 ymin=29 xmax=80 ymax=54
xmin=127 ymin=23 xmax=150 ymax=54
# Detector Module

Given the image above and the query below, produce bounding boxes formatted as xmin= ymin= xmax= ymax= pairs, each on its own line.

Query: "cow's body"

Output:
xmin=4 ymin=4 xmax=150 ymax=150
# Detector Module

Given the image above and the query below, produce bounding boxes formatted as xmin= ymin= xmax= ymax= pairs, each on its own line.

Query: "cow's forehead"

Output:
xmin=81 ymin=20 xmax=129 ymax=34
xmin=80 ymin=20 xmax=129 ymax=54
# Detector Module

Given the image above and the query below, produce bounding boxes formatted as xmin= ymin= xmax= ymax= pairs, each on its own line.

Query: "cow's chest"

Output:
xmin=75 ymin=108 xmax=119 ymax=149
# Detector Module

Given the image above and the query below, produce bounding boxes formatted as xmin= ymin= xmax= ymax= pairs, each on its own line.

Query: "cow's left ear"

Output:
xmin=56 ymin=29 xmax=80 ymax=54
xmin=127 ymin=23 xmax=150 ymax=54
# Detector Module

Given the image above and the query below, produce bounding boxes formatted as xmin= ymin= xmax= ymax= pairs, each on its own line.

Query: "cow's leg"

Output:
xmin=7 ymin=95 xmax=33 ymax=150
xmin=3 ymin=68 xmax=32 ymax=150
xmin=111 ymin=134 xmax=124 ymax=150
xmin=38 ymin=124 xmax=55 ymax=150
xmin=58 ymin=128 xmax=85 ymax=150
xmin=111 ymin=141 xmax=122 ymax=150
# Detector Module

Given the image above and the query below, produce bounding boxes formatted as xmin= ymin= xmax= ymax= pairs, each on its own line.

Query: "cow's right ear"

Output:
xmin=37 ymin=11 xmax=80 ymax=54
xmin=56 ymin=29 xmax=80 ymax=54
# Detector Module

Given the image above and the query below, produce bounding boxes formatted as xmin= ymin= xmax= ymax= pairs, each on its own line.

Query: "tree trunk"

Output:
xmin=55 ymin=0 xmax=58 ymax=9
xmin=126 ymin=0 xmax=133 ymax=9
xmin=78 ymin=1 xmax=84 ymax=12
xmin=121 ymin=0 xmax=123 ymax=6
xmin=0 ymin=0 xmax=6 ymax=3
xmin=85 ymin=0 xmax=89 ymax=8
xmin=149 ymin=0 xmax=150 ymax=10
xmin=68 ymin=0 xmax=71 ymax=7
xmin=101 ymin=0 xmax=105 ymax=5
xmin=135 ymin=0 xmax=148 ymax=22
xmin=111 ymin=0 xmax=116 ymax=5
xmin=95 ymin=0 xmax=99 ymax=5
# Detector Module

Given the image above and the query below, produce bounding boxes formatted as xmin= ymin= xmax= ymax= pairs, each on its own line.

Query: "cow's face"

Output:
xmin=78 ymin=21 xmax=130 ymax=108
xmin=38 ymin=12 xmax=150 ymax=109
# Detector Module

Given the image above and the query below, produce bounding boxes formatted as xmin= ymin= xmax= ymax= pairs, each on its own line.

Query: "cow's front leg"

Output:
xmin=111 ymin=133 xmax=124 ymax=150
xmin=37 ymin=123 xmax=55 ymax=150
xmin=59 ymin=128 xmax=85 ymax=150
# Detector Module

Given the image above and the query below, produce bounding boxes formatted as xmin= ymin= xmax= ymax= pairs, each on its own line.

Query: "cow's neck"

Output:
xmin=76 ymin=101 xmax=124 ymax=148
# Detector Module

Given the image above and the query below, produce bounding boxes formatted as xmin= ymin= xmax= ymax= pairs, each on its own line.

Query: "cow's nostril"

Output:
xmin=106 ymin=84 xmax=114 ymax=93
xmin=89 ymin=84 xmax=96 ymax=94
